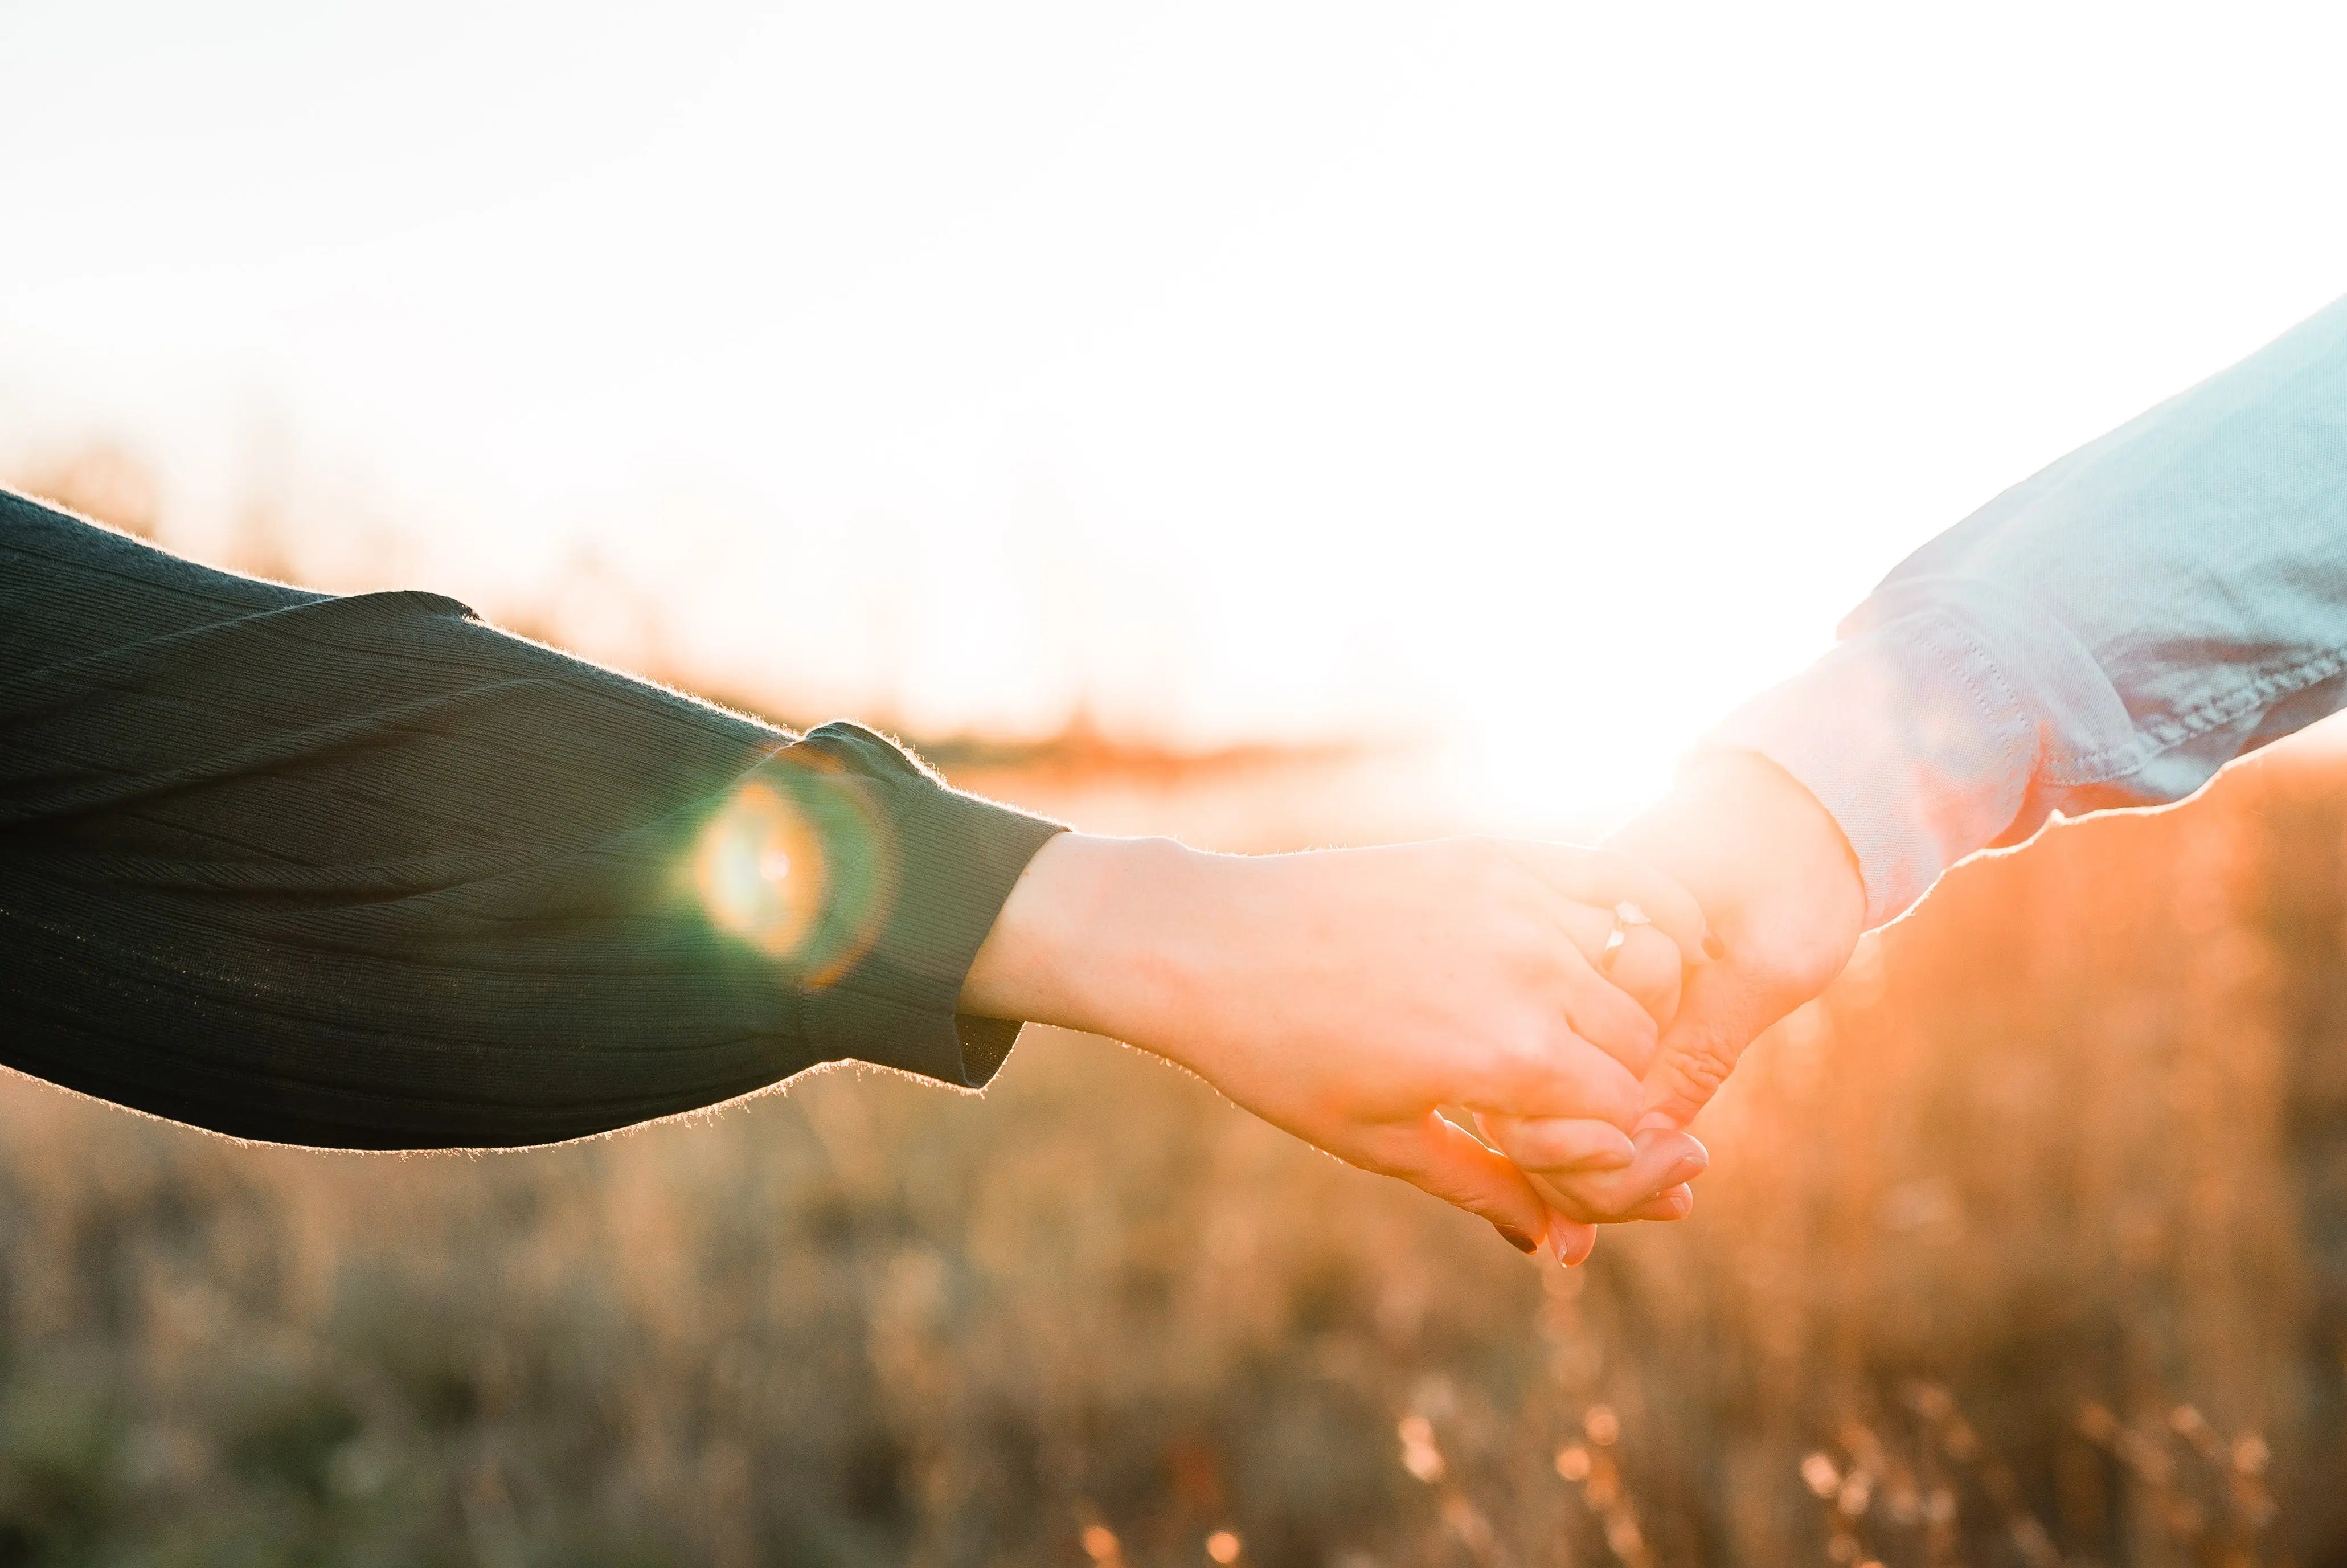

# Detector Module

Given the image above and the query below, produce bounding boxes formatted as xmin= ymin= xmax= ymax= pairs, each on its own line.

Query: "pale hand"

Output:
xmin=960 ymin=833 xmax=1714 ymax=1264
xmin=1484 ymin=751 xmax=1867 ymax=1236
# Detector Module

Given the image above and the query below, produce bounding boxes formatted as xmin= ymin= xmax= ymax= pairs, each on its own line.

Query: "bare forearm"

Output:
xmin=959 ymin=828 xmax=1721 ymax=1262
xmin=959 ymin=832 xmax=1205 ymax=1046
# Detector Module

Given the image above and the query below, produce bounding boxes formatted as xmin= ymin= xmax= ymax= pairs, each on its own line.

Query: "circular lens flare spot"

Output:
xmin=695 ymin=783 xmax=827 ymax=959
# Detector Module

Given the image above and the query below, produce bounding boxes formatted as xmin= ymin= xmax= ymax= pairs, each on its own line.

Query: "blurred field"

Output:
xmin=7 ymin=462 xmax=2347 ymax=1566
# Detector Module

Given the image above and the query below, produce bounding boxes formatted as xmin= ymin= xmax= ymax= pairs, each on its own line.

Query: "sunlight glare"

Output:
xmin=6 ymin=3 xmax=2347 ymax=816
xmin=694 ymin=781 xmax=828 ymax=962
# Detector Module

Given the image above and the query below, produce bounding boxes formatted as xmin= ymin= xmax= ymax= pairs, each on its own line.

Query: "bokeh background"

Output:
xmin=9 ymin=3 xmax=2347 ymax=1563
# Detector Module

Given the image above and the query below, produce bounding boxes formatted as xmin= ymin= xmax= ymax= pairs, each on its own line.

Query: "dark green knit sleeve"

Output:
xmin=0 ymin=490 xmax=1065 ymax=1149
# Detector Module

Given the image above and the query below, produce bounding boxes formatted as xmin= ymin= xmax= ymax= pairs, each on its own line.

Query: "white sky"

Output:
xmin=5 ymin=2 xmax=2345 ymax=817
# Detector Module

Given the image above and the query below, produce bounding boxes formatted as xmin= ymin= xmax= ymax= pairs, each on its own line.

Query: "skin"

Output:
xmin=1498 ymin=750 xmax=1869 ymax=1244
xmin=959 ymin=832 xmax=1715 ymax=1264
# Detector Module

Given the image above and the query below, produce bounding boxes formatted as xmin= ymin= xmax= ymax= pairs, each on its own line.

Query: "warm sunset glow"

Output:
xmin=7 ymin=4 xmax=2346 ymax=818
xmin=11 ymin=13 xmax=2347 ymax=1549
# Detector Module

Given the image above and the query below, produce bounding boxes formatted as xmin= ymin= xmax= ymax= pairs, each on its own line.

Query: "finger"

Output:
xmin=1608 ymin=924 xmax=1684 ymax=1027
xmin=1359 ymin=1111 xmax=1554 ymax=1256
xmin=1532 ymin=1127 xmax=1709 ymax=1223
xmin=1475 ymin=1112 xmax=1636 ymax=1175
xmin=1555 ymin=948 xmax=1662 ymax=1076
xmin=1532 ymin=1170 xmax=1701 ymax=1225
xmin=1625 ymin=1184 xmax=1695 ymax=1222
xmin=1467 ymin=1029 xmax=1647 ymax=1132
xmin=1499 ymin=843 xmax=1717 ymax=965
xmin=1545 ymin=914 xmax=1683 ymax=1074
xmin=1639 ymin=963 xmax=1783 ymax=1131
xmin=1546 ymin=1213 xmax=1598 ymax=1266
xmin=1550 ymin=902 xmax=1682 ymax=1021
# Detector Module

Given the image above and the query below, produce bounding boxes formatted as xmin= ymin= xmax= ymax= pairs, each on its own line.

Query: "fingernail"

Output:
xmin=1666 ymin=1156 xmax=1708 ymax=1187
xmin=1635 ymin=1111 xmax=1679 ymax=1136
xmin=1702 ymin=930 xmax=1726 ymax=961
xmin=1545 ymin=1219 xmax=1583 ymax=1268
xmin=1494 ymin=1223 xmax=1539 ymax=1255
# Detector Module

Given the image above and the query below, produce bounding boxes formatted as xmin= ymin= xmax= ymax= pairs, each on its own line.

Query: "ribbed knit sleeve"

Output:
xmin=0 ymin=491 xmax=1064 ymax=1149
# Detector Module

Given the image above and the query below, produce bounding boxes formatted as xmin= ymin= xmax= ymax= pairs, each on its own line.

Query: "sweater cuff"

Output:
xmin=1695 ymin=611 xmax=2041 ymax=929
xmin=792 ymin=723 xmax=1067 ymax=1088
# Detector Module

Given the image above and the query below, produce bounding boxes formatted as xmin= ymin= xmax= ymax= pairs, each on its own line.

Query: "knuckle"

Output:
xmin=1664 ymin=1034 xmax=1743 ymax=1102
xmin=1485 ymin=1031 xmax=1556 ymax=1094
xmin=1534 ymin=1017 xmax=1587 ymax=1059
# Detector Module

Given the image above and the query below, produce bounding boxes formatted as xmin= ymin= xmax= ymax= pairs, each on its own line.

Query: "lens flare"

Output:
xmin=689 ymin=765 xmax=895 ymax=984
xmin=693 ymin=781 xmax=829 ymax=961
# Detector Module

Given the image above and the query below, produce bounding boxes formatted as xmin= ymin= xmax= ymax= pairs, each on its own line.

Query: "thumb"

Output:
xmin=1365 ymin=1111 xmax=1558 ymax=1259
xmin=1638 ymin=964 xmax=1781 ymax=1130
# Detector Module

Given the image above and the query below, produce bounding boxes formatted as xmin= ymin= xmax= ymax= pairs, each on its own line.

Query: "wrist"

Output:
xmin=1682 ymin=750 xmax=1861 ymax=878
xmin=957 ymin=832 xmax=1208 ymax=1041
xmin=1613 ymin=750 xmax=1865 ymax=986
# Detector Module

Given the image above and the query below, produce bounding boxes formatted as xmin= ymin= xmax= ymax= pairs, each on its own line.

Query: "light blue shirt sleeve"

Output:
xmin=1703 ymin=293 xmax=2347 ymax=928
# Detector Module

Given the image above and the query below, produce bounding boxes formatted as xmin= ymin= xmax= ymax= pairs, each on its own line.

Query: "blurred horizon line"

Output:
xmin=4 ymin=438 xmax=1387 ymax=788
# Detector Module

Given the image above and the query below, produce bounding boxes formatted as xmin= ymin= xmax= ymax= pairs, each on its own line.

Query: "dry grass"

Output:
xmin=0 ymin=747 xmax=2340 ymax=1566
xmin=9 ymin=458 xmax=2347 ymax=1564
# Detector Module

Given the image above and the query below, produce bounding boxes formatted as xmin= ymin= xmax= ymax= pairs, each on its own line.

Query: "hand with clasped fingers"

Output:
xmin=960 ymin=832 xmax=1718 ymax=1264
xmin=1475 ymin=750 xmax=1868 ymax=1255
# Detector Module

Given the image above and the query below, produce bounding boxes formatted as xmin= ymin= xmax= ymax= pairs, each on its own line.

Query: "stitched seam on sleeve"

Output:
xmin=1915 ymin=611 xmax=2041 ymax=783
xmin=2140 ymin=646 xmax=2347 ymax=747
xmin=1907 ymin=574 xmax=2347 ymax=790
xmin=1905 ymin=591 xmax=2144 ymax=788
xmin=2067 ymin=645 xmax=2347 ymax=788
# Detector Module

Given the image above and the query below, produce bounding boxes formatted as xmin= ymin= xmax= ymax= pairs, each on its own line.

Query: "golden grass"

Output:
xmin=7 ymin=457 xmax=2345 ymax=1563
xmin=0 ymin=747 xmax=2337 ymax=1566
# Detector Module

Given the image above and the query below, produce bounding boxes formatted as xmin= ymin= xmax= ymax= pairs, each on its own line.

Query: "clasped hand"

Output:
xmin=962 ymin=832 xmax=1734 ymax=1265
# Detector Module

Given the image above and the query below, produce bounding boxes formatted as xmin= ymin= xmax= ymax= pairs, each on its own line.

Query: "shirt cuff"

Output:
xmin=789 ymin=723 xmax=1067 ymax=1088
xmin=1695 ymin=606 xmax=2045 ymax=929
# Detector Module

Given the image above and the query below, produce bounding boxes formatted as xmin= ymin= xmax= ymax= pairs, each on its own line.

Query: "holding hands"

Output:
xmin=960 ymin=831 xmax=1730 ymax=1263
xmin=1513 ymin=751 xmax=1869 ymax=1253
